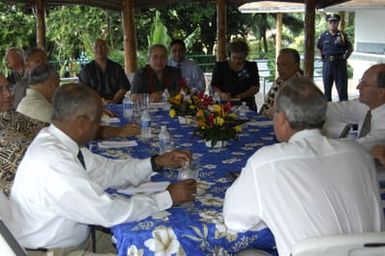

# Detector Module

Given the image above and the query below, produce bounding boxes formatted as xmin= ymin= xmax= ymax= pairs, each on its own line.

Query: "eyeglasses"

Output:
xmin=358 ymin=79 xmax=378 ymax=88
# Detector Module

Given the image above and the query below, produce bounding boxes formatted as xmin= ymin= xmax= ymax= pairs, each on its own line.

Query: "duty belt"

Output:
xmin=325 ymin=55 xmax=344 ymax=62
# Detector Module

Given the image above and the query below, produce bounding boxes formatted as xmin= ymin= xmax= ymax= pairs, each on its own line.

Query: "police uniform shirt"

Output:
xmin=317 ymin=30 xmax=351 ymax=58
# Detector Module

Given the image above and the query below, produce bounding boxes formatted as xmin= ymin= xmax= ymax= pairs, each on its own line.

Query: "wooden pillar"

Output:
xmin=339 ymin=11 xmax=345 ymax=31
xmin=275 ymin=13 xmax=283 ymax=76
xmin=304 ymin=0 xmax=316 ymax=79
xmin=216 ymin=0 xmax=226 ymax=61
xmin=35 ymin=0 xmax=46 ymax=49
xmin=121 ymin=0 xmax=137 ymax=76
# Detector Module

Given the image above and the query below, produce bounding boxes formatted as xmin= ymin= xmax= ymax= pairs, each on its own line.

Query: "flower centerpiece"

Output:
xmin=195 ymin=100 xmax=242 ymax=148
xmin=168 ymin=82 xmax=202 ymax=124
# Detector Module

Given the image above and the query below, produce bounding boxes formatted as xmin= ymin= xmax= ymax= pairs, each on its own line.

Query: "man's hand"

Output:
xmin=372 ymin=145 xmax=385 ymax=167
xmin=219 ymin=91 xmax=231 ymax=101
xmin=150 ymin=91 xmax=163 ymax=103
xmin=167 ymin=179 xmax=197 ymax=205
xmin=117 ymin=123 xmax=140 ymax=137
xmin=155 ymin=150 xmax=192 ymax=169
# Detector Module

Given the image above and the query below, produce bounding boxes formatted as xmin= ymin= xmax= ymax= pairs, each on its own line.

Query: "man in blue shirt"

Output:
xmin=317 ymin=14 xmax=353 ymax=101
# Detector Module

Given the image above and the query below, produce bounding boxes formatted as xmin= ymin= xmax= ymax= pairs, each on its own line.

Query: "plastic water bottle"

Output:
xmin=158 ymin=125 xmax=173 ymax=154
xmin=141 ymin=110 xmax=152 ymax=139
xmin=239 ymin=101 xmax=248 ymax=119
xmin=162 ymin=89 xmax=171 ymax=110
xmin=123 ymin=92 xmax=133 ymax=121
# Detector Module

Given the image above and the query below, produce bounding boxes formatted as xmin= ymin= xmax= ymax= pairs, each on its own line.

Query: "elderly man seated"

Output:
xmin=323 ymin=63 xmax=385 ymax=149
xmin=79 ymin=39 xmax=130 ymax=104
xmin=223 ymin=77 xmax=384 ymax=256
xmin=131 ymin=44 xmax=182 ymax=102
xmin=17 ymin=64 xmax=140 ymax=138
xmin=10 ymin=83 xmax=197 ymax=255
xmin=5 ymin=47 xmax=26 ymax=107
xmin=0 ymin=72 xmax=45 ymax=196
xmin=259 ymin=48 xmax=302 ymax=117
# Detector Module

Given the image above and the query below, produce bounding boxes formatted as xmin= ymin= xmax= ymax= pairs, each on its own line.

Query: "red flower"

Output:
xmin=179 ymin=79 xmax=187 ymax=89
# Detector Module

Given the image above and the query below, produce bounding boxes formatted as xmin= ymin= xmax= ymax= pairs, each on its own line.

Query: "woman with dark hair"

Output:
xmin=211 ymin=39 xmax=259 ymax=111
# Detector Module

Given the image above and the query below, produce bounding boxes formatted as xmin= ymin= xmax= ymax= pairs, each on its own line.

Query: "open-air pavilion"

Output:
xmin=3 ymin=0 xmax=348 ymax=79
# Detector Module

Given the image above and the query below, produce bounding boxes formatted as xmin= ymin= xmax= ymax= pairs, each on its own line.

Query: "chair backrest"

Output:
xmin=0 ymin=192 xmax=26 ymax=256
xmin=291 ymin=232 xmax=385 ymax=256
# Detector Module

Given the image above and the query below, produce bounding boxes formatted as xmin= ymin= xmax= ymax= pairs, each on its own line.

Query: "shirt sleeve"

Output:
xmin=211 ymin=62 xmax=224 ymax=91
xmin=325 ymin=100 xmax=367 ymax=125
xmin=82 ymin=148 xmax=153 ymax=189
xmin=78 ymin=66 xmax=91 ymax=86
xmin=116 ymin=65 xmax=131 ymax=90
xmin=40 ymin=151 xmax=172 ymax=227
xmin=131 ymin=69 xmax=147 ymax=93
xmin=191 ymin=64 xmax=206 ymax=92
xmin=223 ymin=156 xmax=262 ymax=232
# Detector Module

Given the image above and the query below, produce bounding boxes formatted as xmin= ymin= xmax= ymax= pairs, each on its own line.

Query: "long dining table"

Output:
xmin=92 ymin=104 xmax=278 ymax=256
xmin=92 ymin=104 xmax=385 ymax=256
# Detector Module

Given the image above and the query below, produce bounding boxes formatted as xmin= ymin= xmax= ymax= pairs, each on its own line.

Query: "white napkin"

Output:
xmin=98 ymin=140 xmax=138 ymax=148
xmin=117 ymin=181 xmax=170 ymax=195
xmin=247 ymin=120 xmax=274 ymax=127
xmin=101 ymin=117 xmax=120 ymax=124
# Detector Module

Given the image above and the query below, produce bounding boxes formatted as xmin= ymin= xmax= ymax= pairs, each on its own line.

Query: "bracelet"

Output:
xmin=151 ymin=155 xmax=162 ymax=172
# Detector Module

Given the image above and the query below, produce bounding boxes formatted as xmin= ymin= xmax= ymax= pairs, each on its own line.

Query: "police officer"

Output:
xmin=317 ymin=14 xmax=353 ymax=101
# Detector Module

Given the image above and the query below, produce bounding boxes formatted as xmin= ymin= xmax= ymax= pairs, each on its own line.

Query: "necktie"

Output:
xmin=358 ymin=111 xmax=371 ymax=138
xmin=77 ymin=150 xmax=86 ymax=170
xmin=77 ymin=150 xmax=96 ymax=252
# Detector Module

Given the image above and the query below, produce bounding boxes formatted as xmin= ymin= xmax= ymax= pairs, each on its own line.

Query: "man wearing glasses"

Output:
xmin=323 ymin=64 xmax=385 ymax=150
xmin=317 ymin=14 xmax=353 ymax=101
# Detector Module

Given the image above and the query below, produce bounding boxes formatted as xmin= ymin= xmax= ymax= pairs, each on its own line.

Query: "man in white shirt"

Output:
xmin=10 ymin=83 xmax=196 ymax=254
xmin=223 ymin=77 xmax=384 ymax=256
xmin=168 ymin=39 xmax=206 ymax=92
xmin=323 ymin=63 xmax=385 ymax=149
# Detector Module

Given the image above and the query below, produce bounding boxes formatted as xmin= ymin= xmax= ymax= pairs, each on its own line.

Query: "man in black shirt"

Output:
xmin=79 ymin=39 xmax=130 ymax=104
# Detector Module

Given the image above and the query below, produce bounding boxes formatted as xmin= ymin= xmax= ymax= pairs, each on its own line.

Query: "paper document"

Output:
xmin=98 ymin=140 xmax=138 ymax=148
xmin=117 ymin=181 xmax=170 ymax=195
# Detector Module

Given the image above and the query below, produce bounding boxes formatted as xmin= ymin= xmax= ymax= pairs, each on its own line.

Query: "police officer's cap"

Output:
xmin=326 ymin=14 xmax=340 ymax=22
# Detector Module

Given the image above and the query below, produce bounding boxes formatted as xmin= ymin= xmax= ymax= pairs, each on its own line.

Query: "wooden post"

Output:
xmin=275 ymin=13 xmax=283 ymax=77
xmin=216 ymin=0 xmax=226 ymax=61
xmin=121 ymin=0 xmax=137 ymax=77
xmin=339 ymin=11 xmax=345 ymax=31
xmin=35 ymin=0 xmax=46 ymax=49
xmin=304 ymin=0 xmax=316 ymax=79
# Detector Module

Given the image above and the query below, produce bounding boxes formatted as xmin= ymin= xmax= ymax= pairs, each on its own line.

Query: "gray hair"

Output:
xmin=52 ymin=83 xmax=99 ymax=122
xmin=275 ymin=77 xmax=327 ymax=130
xmin=29 ymin=64 xmax=58 ymax=85
xmin=147 ymin=44 xmax=167 ymax=59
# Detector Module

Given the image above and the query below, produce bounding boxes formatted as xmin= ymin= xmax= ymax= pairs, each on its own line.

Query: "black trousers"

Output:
xmin=322 ymin=59 xmax=348 ymax=101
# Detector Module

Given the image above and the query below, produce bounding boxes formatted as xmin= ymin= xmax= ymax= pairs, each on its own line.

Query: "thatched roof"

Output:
xmin=4 ymin=0 xmax=350 ymax=11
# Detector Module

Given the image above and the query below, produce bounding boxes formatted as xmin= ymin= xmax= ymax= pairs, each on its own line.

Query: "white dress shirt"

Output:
xmin=223 ymin=129 xmax=384 ymax=256
xmin=324 ymin=100 xmax=385 ymax=149
xmin=168 ymin=58 xmax=206 ymax=91
xmin=10 ymin=124 xmax=172 ymax=249
xmin=16 ymin=89 xmax=52 ymax=123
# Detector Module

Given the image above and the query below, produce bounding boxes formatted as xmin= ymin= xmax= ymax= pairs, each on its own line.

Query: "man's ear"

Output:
xmin=76 ymin=115 xmax=90 ymax=132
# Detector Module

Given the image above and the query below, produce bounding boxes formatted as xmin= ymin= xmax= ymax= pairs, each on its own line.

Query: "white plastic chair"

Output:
xmin=291 ymin=232 xmax=385 ymax=256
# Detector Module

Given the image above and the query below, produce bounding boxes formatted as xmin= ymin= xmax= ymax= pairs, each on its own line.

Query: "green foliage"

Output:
xmin=147 ymin=11 xmax=171 ymax=47
xmin=0 ymin=3 xmax=34 ymax=74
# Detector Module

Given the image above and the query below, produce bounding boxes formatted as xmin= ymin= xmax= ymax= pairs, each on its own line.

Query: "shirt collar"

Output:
xmin=48 ymin=124 xmax=80 ymax=155
xmin=371 ymin=103 xmax=385 ymax=115
xmin=288 ymin=129 xmax=322 ymax=143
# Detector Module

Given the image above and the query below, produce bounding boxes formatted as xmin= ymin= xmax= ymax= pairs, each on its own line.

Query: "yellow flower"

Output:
xmin=212 ymin=104 xmax=221 ymax=113
xmin=234 ymin=125 xmax=242 ymax=133
xmin=215 ymin=116 xmax=224 ymax=126
xmin=169 ymin=109 xmax=176 ymax=118
xmin=228 ymin=113 xmax=237 ymax=119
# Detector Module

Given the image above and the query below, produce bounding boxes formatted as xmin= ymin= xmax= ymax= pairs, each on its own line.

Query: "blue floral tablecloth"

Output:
xmin=92 ymin=105 xmax=278 ymax=256
xmin=93 ymin=105 xmax=385 ymax=256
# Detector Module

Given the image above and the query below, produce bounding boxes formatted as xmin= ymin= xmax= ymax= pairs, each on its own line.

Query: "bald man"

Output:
xmin=79 ymin=39 xmax=130 ymax=104
xmin=324 ymin=63 xmax=385 ymax=150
